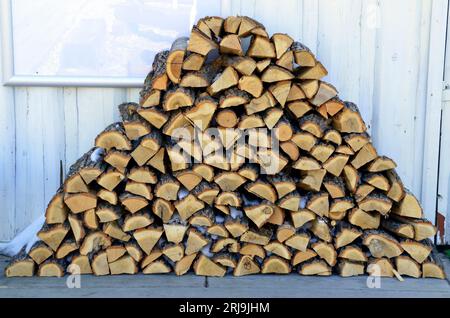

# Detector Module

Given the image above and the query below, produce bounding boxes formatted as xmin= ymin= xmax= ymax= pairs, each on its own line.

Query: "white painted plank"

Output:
xmin=422 ymin=0 xmax=448 ymax=226
xmin=370 ymin=0 xmax=424 ymax=196
xmin=62 ymin=88 xmax=79 ymax=174
xmin=300 ymin=0 xmax=319 ymax=52
xmin=14 ymin=87 xmax=64 ymax=235
xmin=126 ymin=88 xmax=141 ymax=104
xmin=316 ymin=0 xmax=363 ymax=106
xmin=75 ymin=88 xmax=127 ymax=157
xmin=0 ymin=27 xmax=16 ymax=241
xmin=438 ymin=101 xmax=450 ymax=244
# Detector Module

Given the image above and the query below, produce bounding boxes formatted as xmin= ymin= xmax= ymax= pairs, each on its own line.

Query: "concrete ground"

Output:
xmin=0 ymin=255 xmax=449 ymax=298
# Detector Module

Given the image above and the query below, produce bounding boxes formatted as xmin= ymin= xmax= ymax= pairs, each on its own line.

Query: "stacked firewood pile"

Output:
xmin=5 ymin=16 xmax=446 ymax=279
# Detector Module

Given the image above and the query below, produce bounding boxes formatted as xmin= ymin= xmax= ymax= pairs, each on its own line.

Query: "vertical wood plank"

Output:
xmin=63 ymin=88 xmax=79 ymax=173
xmin=14 ymin=87 xmax=65 ymax=235
xmin=422 ymin=0 xmax=448 ymax=226
xmin=0 ymin=28 xmax=16 ymax=241
xmin=371 ymin=0 xmax=424 ymax=194
xmin=76 ymin=88 xmax=127 ymax=156
xmin=316 ymin=0 xmax=363 ymax=104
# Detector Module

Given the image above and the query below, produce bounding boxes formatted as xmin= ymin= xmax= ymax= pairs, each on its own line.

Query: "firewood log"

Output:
xmin=292 ymin=42 xmax=316 ymax=67
xmin=187 ymin=27 xmax=218 ymax=56
xmin=283 ymin=231 xmax=309 ymax=252
xmin=162 ymin=243 xmax=185 ymax=262
xmin=92 ymin=251 xmax=110 ymax=276
xmin=233 ymin=255 xmax=260 ymax=276
xmin=109 ymin=255 xmax=138 ymax=275
xmin=138 ymin=106 xmax=169 ymax=129
xmin=323 ymin=154 xmax=349 ymax=176
xmin=310 ymin=218 xmax=332 ymax=242
xmin=189 ymin=207 xmax=215 ymax=227
xmin=208 ymin=224 xmax=229 ymax=238
xmin=309 ymin=82 xmax=337 ymax=107
xmin=152 ymin=198 xmax=175 ymax=223
xmin=367 ymin=257 xmax=394 ymax=277
xmin=223 ymin=56 xmax=256 ymax=76
xmin=193 ymin=255 xmax=226 ymax=277
xmin=247 ymin=36 xmax=275 ymax=58
xmin=395 ymin=255 xmax=421 ymax=278
xmin=185 ymin=229 xmax=209 ymax=255
xmin=143 ymin=260 xmax=172 ymax=274
xmin=391 ymin=215 xmax=437 ymax=241
xmin=213 ymin=253 xmax=237 ymax=269
xmin=338 ymin=260 xmax=365 ymax=277
xmin=261 ymin=256 xmax=291 ymax=274
xmin=276 ymin=50 xmax=294 ymax=71
xmin=207 ymin=66 xmax=239 ymax=96
xmin=95 ymin=123 xmax=132 ymax=151
xmin=351 ymin=143 xmax=377 ymax=169
xmin=299 ymin=259 xmax=332 ymax=276
xmin=38 ymin=260 xmax=65 ymax=277
xmin=333 ymin=102 xmax=367 ymax=133
xmin=323 ymin=176 xmax=346 ymax=199
xmin=312 ymin=241 xmax=337 ymax=266
xmin=106 ymin=245 xmax=127 ymax=263
xmin=381 ymin=218 xmax=415 ymax=239
xmin=123 ymin=211 xmax=153 ymax=232
xmin=358 ymin=192 xmax=392 ymax=215
xmin=276 ymin=222 xmax=296 ymax=242
xmin=299 ymin=80 xmax=319 ymax=99
xmin=5 ymin=250 xmax=36 ymax=277
xmin=103 ymin=221 xmax=131 ymax=242
xmin=348 ymin=208 xmax=380 ymax=230
xmin=174 ymin=194 xmax=205 ymax=221
xmin=338 ymin=245 xmax=367 ymax=262
xmin=241 ymin=227 xmax=272 ymax=246
xmin=238 ymin=75 xmax=264 ymax=98
xmin=306 ymin=193 xmax=329 ymax=217
xmin=175 ymin=253 xmax=198 ymax=276
xmin=133 ymin=226 xmax=163 ymax=255
xmin=125 ymin=242 xmax=143 ymax=262
xmin=422 ymin=251 xmax=446 ymax=279
xmin=166 ymin=37 xmax=188 ymax=84
xmin=362 ymin=230 xmax=403 ymax=258
xmin=119 ymin=103 xmax=152 ymax=141
xmin=56 ymin=240 xmax=78 ymax=259
xmin=220 ymin=34 xmax=243 ymax=56
xmin=225 ymin=217 xmax=249 ymax=238
xmin=291 ymin=131 xmax=317 ymax=151
xmin=310 ymin=142 xmax=335 ymax=163
xmin=291 ymin=209 xmax=316 ymax=228
xmin=334 ymin=222 xmax=362 ymax=249
xmin=400 ymin=239 xmax=432 ymax=264
xmin=392 ymin=190 xmax=423 ymax=219
xmin=386 ymin=170 xmax=405 ymax=202
xmin=292 ymin=249 xmax=317 ymax=266
xmin=37 ymin=223 xmax=70 ymax=252
xmin=64 ymin=192 xmax=97 ymax=214
xmin=264 ymin=241 xmax=292 ymax=260
xmin=28 ymin=243 xmax=53 ymax=265
xmin=355 ymin=184 xmax=375 ymax=202
xmin=45 ymin=192 xmax=68 ymax=225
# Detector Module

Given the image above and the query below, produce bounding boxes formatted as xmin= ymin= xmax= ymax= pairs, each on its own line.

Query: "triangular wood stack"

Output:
xmin=5 ymin=16 xmax=446 ymax=279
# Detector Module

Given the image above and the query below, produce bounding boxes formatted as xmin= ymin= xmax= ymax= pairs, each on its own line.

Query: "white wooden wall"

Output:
xmin=0 ymin=0 xmax=448 ymax=241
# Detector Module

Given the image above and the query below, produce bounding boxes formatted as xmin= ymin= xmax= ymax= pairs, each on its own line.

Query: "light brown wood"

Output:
xmin=362 ymin=231 xmax=403 ymax=258
xmin=194 ymin=255 xmax=226 ymax=277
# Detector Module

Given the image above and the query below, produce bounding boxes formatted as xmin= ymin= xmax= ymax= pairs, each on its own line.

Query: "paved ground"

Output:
xmin=0 ymin=255 xmax=449 ymax=298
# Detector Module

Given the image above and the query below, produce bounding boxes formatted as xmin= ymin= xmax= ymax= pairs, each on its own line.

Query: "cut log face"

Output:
xmin=7 ymin=14 xmax=440 ymax=279
xmin=362 ymin=231 xmax=403 ymax=258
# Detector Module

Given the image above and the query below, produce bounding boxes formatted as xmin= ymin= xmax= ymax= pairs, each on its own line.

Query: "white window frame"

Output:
xmin=0 ymin=0 xmax=148 ymax=87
